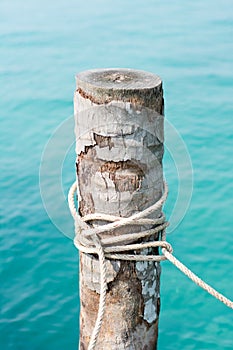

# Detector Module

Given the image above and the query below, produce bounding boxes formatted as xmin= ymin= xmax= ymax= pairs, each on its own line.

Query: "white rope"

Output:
xmin=88 ymin=233 xmax=107 ymax=350
xmin=68 ymin=180 xmax=233 ymax=349
xmin=162 ymin=249 xmax=233 ymax=309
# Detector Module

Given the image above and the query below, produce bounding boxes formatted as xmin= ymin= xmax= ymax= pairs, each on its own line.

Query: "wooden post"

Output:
xmin=74 ymin=68 xmax=164 ymax=349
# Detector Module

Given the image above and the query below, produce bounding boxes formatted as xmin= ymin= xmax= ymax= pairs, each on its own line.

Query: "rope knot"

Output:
xmin=69 ymin=180 xmax=171 ymax=262
xmin=160 ymin=241 xmax=173 ymax=254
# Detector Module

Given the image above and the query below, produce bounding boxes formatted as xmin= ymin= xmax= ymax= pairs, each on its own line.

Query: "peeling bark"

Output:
xmin=74 ymin=68 xmax=164 ymax=349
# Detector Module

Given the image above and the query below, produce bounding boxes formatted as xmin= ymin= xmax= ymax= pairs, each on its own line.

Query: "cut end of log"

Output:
xmin=75 ymin=68 xmax=163 ymax=109
xmin=76 ymin=68 xmax=162 ymax=89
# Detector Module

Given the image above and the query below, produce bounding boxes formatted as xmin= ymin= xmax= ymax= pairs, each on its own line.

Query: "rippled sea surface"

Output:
xmin=1 ymin=0 xmax=233 ymax=349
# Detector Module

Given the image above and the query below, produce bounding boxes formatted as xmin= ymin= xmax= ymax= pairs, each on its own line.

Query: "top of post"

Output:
xmin=75 ymin=68 xmax=163 ymax=109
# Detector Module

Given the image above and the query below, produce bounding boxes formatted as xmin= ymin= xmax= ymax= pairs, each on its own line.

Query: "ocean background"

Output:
xmin=1 ymin=0 xmax=233 ymax=349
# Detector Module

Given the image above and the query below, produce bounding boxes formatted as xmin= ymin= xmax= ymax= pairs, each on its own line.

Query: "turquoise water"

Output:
xmin=1 ymin=0 xmax=233 ymax=349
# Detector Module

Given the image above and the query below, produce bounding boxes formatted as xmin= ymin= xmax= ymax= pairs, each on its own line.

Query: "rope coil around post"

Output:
xmin=68 ymin=180 xmax=233 ymax=350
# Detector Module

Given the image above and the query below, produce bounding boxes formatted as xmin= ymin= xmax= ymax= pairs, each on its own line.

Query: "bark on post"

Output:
xmin=74 ymin=68 xmax=164 ymax=349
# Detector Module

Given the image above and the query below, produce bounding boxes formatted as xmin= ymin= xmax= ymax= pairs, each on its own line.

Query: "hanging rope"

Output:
xmin=68 ymin=180 xmax=233 ymax=350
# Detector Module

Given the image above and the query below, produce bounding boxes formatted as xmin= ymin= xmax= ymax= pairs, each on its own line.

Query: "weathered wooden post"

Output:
xmin=73 ymin=68 xmax=165 ymax=349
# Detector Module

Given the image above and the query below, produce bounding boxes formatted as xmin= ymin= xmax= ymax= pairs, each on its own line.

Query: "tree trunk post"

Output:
xmin=73 ymin=68 xmax=165 ymax=349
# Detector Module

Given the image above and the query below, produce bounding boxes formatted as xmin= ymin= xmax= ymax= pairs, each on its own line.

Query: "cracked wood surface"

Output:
xmin=74 ymin=68 xmax=164 ymax=349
